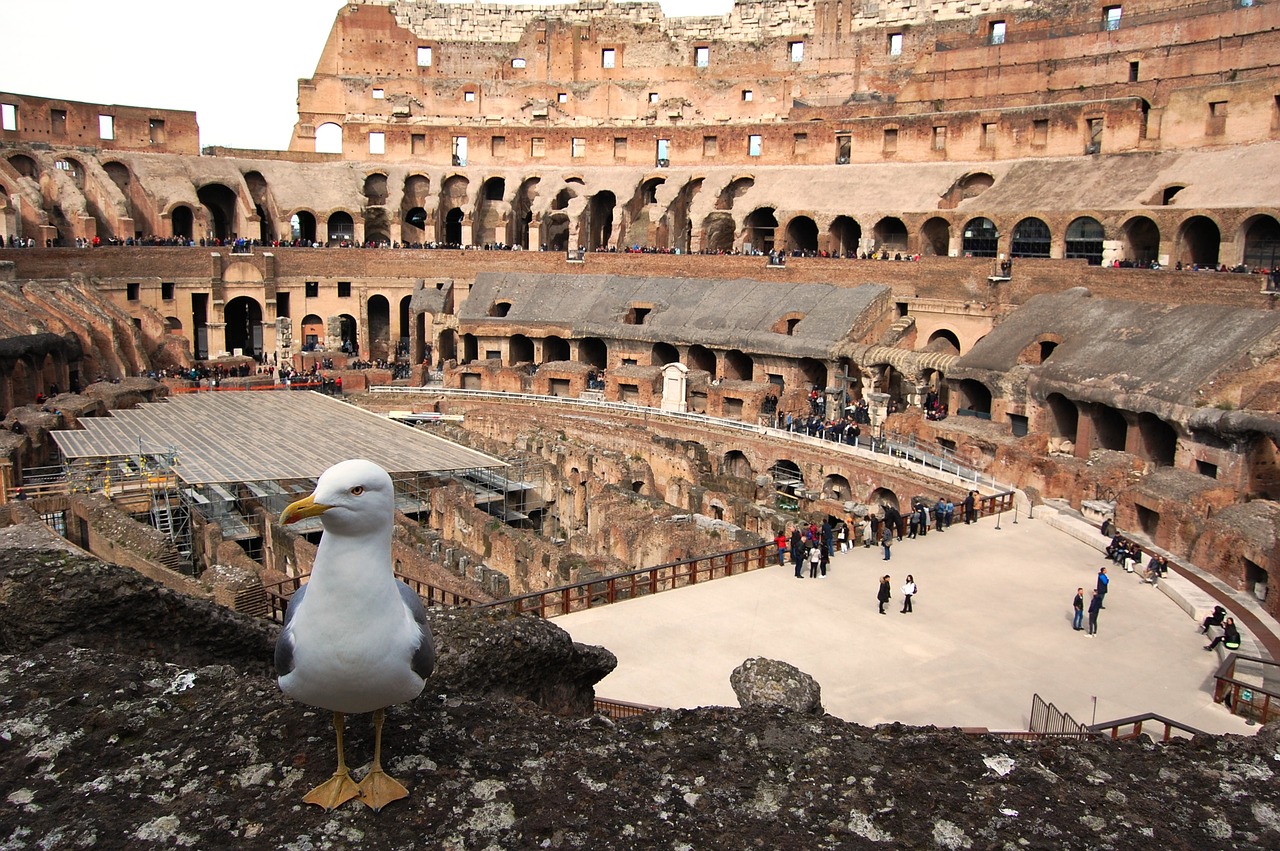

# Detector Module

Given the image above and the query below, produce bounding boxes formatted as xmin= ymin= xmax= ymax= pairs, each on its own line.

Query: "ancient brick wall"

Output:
xmin=0 ymin=91 xmax=198 ymax=155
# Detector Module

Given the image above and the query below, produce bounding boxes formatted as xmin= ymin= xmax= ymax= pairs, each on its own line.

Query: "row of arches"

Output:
xmin=206 ymin=294 xmax=413 ymax=361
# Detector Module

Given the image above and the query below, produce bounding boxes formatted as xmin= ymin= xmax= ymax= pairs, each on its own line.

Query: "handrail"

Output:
xmin=372 ymin=386 xmax=1015 ymax=493
xmin=476 ymin=543 xmax=772 ymax=619
xmin=594 ymin=697 xmax=661 ymax=719
xmin=1212 ymin=653 xmax=1280 ymax=726
xmin=1087 ymin=712 xmax=1208 ymax=742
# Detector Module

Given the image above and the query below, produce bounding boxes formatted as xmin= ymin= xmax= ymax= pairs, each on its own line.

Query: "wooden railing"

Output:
xmin=594 ymin=697 xmax=661 ymax=719
xmin=1088 ymin=713 xmax=1208 ymax=742
xmin=478 ymin=543 xmax=772 ymax=619
xmin=1213 ymin=653 xmax=1280 ymax=726
xmin=261 ymin=571 xmax=482 ymax=622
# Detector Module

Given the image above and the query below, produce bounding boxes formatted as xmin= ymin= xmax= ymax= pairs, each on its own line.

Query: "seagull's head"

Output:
xmin=281 ymin=459 xmax=395 ymax=536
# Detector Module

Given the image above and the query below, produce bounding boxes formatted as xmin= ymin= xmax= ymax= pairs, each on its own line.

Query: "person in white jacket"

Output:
xmin=900 ymin=575 xmax=917 ymax=613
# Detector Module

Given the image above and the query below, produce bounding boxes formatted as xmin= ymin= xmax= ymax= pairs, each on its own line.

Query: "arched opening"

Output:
xmin=770 ymin=459 xmax=804 ymax=496
xmin=873 ymin=217 xmax=908 ymax=253
xmin=403 ymin=206 xmax=428 ymax=238
xmin=462 ymin=333 xmax=478 ymax=363
xmin=398 ymin=296 xmax=411 ymax=357
xmin=723 ymin=349 xmax=753 ymax=382
xmin=716 ymin=176 xmax=754 ymax=210
xmin=542 ymin=336 xmax=570 ymax=362
xmin=171 ymin=205 xmax=194 ymax=240
xmin=338 ymin=313 xmax=359 ymax=356
xmin=511 ymin=177 xmax=539 ymax=248
xmin=587 ymin=191 xmax=616 ymax=250
xmin=578 ymin=337 xmax=607 ymax=369
xmin=651 ymin=342 xmax=679 ymax=366
xmin=869 ymin=487 xmax=900 ymax=513
xmin=797 ymin=358 xmax=827 ymax=394
xmin=1138 ymin=412 xmax=1177 ymax=467
xmin=668 ymin=177 xmax=702 ymax=253
xmin=1065 ymin=217 xmax=1105 ymax=265
xmin=702 ymin=212 xmax=735 ymax=252
xmin=224 ymin=296 xmax=263 ymax=358
xmin=367 ymin=294 xmax=391 ymax=360
xmin=482 ymin=176 xmax=505 ymax=201
xmin=545 ymin=213 xmax=570 ymax=252
xmin=1241 ymin=214 xmax=1280 ymax=270
xmin=1010 ymin=217 xmax=1051 ymax=258
xmin=1093 ymin=405 xmax=1127 ymax=452
xmin=444 ymin=208 xmax=464 ymax=245
xmin=363 ymin=208 xmax=389 ymax=245
xmin=300 ymin=314 xmax=324 ymax=351
xmin=290 ymin=211 xmax=316 ymax=244
xmin=164 ymin=316 xmax=183 ymax=333
xmin=363 ymin=173 xmax=388 ymax=206
xmin=315 ymin=123 xmax=342 ymax=154
xmin=956 ymin=379 xmax=992 ymax=416
xmin=828 ymin=215 xmax=861 ymax=257
xmin=1177 ymin=216 xmax=1221 ymax=267
xmin=327 ymin=211 xmax=355 ymax=245
xmin=1121 ymin=216 xmax=1160 ymax=265
xmin=401 ymin=174 xmax=432 ymax=242
xmin=723 ymin=450 xmax=753 ymax=479
xmin=926 ymin=329 xmax=961 ymax=355
xmin=823 ymin=474 xmax=852 ymax=501
xmin=509 ymin=334 xmax=534 ymax=365
xmin=688 ymin=345 xmax=716 ymax=375
xmin=961 ymin=217 xmax=999 ymax=257
xmin=197 ymin=183 xmax=238 ymax=241
xmin=920 ymin=217 xmax=951 ymax=257
xmin=784 ymin=216 xmax=818 ymax=254
xmin=244 ymin=170 xmax=274 ymax=243
xmin=437 ymin=330 xmax=458 ymax=364
xmin=6 ymin=154 xmax=38 ymax=178
xmin=1045 ymin=393 xmax=1079 ymax=445
xmin=744 ymin=207 xmax=777 ymax=253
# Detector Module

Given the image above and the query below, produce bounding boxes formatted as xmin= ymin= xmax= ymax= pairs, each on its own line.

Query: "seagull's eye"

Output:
xmin=350 ymin=486 xmax=364 ymax=496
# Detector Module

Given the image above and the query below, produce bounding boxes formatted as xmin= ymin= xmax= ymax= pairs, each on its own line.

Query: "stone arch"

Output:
xmin=824 ymin=473 xmax=852 ymax=501
xmin=243 ymin=170 xmax=275 ymax=243
xmin=171 ymin=205 xmax=195 ymax=240
xmin=920 ymin=217 xmax=951 ymax=256
xmin=961 ymin=217 xmax=999 ymax=257
xmin=869 ymin=487 xmax=900 ymax=513
xmin=1137 ymin=412 xmax=1176 ymax=467
xmin=1065 ymin=216 xmax=1105 ymax=265
xmin=367 ymin=294 xmax=391 ymax=360
xmin=338 ymin=313 xmax=359 ymax=355
xmin=444 ymin=207 xmax=464 ymax=245
xmin=652 ymin=342 xmax=679 ymax=366
xmin=300 ymin=314 xmax=324 ymax=350
xmin=315 ymin=123 xmax=342 ymax=154
xmin=1092 ymin=404 xmax=1127 ymax=451
xmin=398 ymin=295 xmax=412 ymax=356
xmin=196 ymin=183 xmax=238 ymax=241
xmin=543 ymin=335 xmax=570 ymax=362
xmin=723 ymin=349 xmax=753 ymax=381
xmin=439 ymin=175 xmax=471 ymax=244
xmin=1120 ymin=215 xmax=1160 ymax=265
xmin=6 ymin=154 xmax=38 ymax=179
xmin=1176 ymin=215 xmax=1221 ymax=267
xmin=723 ymin=450 xmax=753 ymax=479
xmin=511 ymin=177 xmax=539 ymax=247
xmin=702 ymin=212 xmax=735 ymax=252
xmin=873 ymin=217 xmax=908 ymax=253
xmin=1045 ymin=393 xmax=1079 ymax=444
xmin=578 ymin=337 xmax=607 ymax=369
xmin=797 ymin=357 xmax=826 ymax=392
xmin=688 ymin=344 xmax=716 ymax=375
xmin=770 ymin=459 xmax=804 ymax=496
xmin=667 ymin=177 xmax=702 ymax=253
xmin=509 ymin=334 xmax=534 ymax=365
xmin=955 ymin=379 xmax=992 ymax=415
xmin=744 ymin=207 xmax=777 ymax=253
xmin=1240 ymin=213 xmax=1280 ymax=269
xmin=925 ymin=329 xmax=961 ymax=355
xmin=829 ymin=215 xmax=861 ymax=256
xmin=544 ymin=212 xmax=570 ymax=251
xmin=784 ymin=215 xmax=818 ymax=253
xmin=1010 ymin=217 xmax=1051 ymax=258
xmin=290 ymin=210 xmax=317 ymax=244
xmin=327 ymin=210 xmax=355 ymax=245
xmin=363 ymin=173 xmax=388 ymax=206
xmin=586 ymin=190 xmax=617 ymax=250
xmin=716 ymin=176 xmax=754 ymax=210
xmin=224 ymin=295 xmax=263 ymax=358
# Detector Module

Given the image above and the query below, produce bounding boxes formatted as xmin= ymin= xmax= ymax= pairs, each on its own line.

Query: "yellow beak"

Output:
xmin=281 ymin=494 xmax=332 ymax=525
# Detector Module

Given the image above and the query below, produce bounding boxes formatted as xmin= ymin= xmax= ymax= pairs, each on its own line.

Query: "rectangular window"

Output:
xmin=883 ymin=128 xmax=898 ymax=152
xmin=464 ymin=91 xmax=476 ymax=102
xmin=1 ymin=103 xmax=17 ymax=131
xmin=511 ymin=58 xmax=526 ymax=69
xmin=127 ymin=283 xmax=140 ymax=301
xmin=372 ymin=88 xmax=385 ymax=99
xmin=1103 ymin=5 xmax=1122 ymax=31
xmin=613 ymin=137 xmax=627 ymax=158
xmin=1128 ymin=61 xmax=1139 ymax=82
xmin=145 ymin=117 xmax=162 ymax=143
xmin=695 ymin=46 xmax=709 ymax=67
xmin=933 ymin=126 xmax=947 ymax=150
xmin=417 ymin=46 xmax=433 ymax=66
xmin=793 ymin=133 xmax=808 ymax=155
xmin=411 ymin=133 xmax=426 ymax=154
xmin=557 ymin=92 xmax=568 ymax=103
xmin=889 ymin=33 xmax=903 ymax=56
xmin=571 ymin=137 xmax=585 ymax=158
xmin=338 ymin=282 xmax=352 ymax=298
xmin=452 ymin=135 xmax=467 ymax=166
xmin=531 ymin=137 xmax=546 ymax=157
xmin=748 ymin=134 xmax=762 ymax=157
xmin=990 ymin=21 xmax=1006 ymax=45
xmin=1033 ymin=118 xmax=1049 ymax=145
xmin=368 ymin=132 xmax=385 ymax=155
xmin=98 ymin=114 xmax=114 ymax=140
xmin=277 ymin=291 xmax=290 ymax=318
xmin=161 ymin=282 xmax=175 ymax=300
xmin=789 ymin=41 xmax=804 ymax=62
xmin=703 ymin=135 xmax=718 ymax=157
xmin=836 ymin=134 xmax=851 ymax=163
xmin=982 ymin=122 xmax=997 ymax=149
xmin=656 ymin=138 xmax=670 ymax=166
xmin=601 ymin=48 xmax=616 ymax=68
xmin=742 ymin=89 xmax=753 ymax=102
xmin=1087 ymin=117 xmax=1104 ymax=152
xmin=648 ymin=92 xmax=659 ymax=104
xmin=50 ymin=109 xmax=66 ymax=136
xmin=1207 ymin=101 xmax=1228 ymax=135
xmin=305 ymin=281 xmax=319 ymax=298
xmin=491 ymin=135 xmax=506 ymax=157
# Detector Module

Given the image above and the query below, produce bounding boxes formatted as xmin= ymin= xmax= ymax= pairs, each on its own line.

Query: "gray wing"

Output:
xmin=274 ymin=583 xmax=308 ymax=677
xmin=398 ymin=581 xmax=436 ymax=680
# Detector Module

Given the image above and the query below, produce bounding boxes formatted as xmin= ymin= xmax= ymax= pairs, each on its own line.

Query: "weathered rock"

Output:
xmin=730 ymin=656 xmax=824 ymax=715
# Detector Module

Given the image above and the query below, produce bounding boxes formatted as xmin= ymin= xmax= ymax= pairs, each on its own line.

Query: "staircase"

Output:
xmin=880 ymin=314 xmax=915 ymax=346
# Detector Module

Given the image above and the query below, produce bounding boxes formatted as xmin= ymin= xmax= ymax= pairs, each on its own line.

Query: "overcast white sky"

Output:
xmin=1 ymin=0 xmax=734 ymax=151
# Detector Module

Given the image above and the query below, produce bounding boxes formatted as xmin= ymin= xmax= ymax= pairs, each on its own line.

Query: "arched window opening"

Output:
xmin=1010 ymin=217 xmax=1051 ymax=258
xmin=961 ymin=218 xmax=998 ymax=258
xmin=315 ymin=123 xmax=342 ymax=154
xmin=785 ymin=216 xmax=818 ymax=254
xmin=1177 ymin=216 xmax=1221 ymax=267
xmin=723 ymin=450 xmax=753 ymax=479
xmin=1065 ymin=217 xmax=1105 ymax=265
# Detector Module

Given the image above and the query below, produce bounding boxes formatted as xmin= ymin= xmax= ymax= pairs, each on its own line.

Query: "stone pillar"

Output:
xmin=868 ymin=391 xmax=890 ymax=430
xmin=1074 ymin=402 xmax=1094 ymax=459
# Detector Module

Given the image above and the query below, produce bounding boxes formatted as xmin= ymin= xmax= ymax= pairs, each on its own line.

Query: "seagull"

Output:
xmin=276 ymin=458 xmax=435 ymax=811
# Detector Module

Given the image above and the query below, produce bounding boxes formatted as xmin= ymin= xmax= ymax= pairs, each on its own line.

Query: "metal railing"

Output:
xmin=1213 ymin=653 xmax=1280 ymax=726
xmin=1088 ymin=713 xmax=1207 ymax=742
xmin=261 ymin=571 xmax=482 ymax=622
xmin=1028 ymin=693 xmax=1088 ymax=737
xmin=594 ymin=697 xmax=661 ymax=719
xmin=476 ymin=543 xmax=771 ymax=619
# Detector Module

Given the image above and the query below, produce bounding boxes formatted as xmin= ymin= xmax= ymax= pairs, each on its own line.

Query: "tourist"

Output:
xmin=881 ymin=524 xmax=893 ymax=560
xmin=1199 ymin=605 xmax=1227 ymax=634
xmin=791 ymin=527 xmax=804 ymax=578
xmin=774 ymin=529 xmax=788 ymax=566
xmin=808 ymin=542 xmax=822 ymax=578
xmin=963 ymin=490 xmax=977 ymax=524
xmin=1087 ymin=589 xmax=1103 ymax=636
xmin=900 ymin=575 xmax=916 ymax=613
xmin=877 ymin=575 xmax=891 ymax=614
xmin=1096 ymin=566 xmax=1109 ymax=609
xmin=1072 ymin=587 xmax=1084 ymax=631
xmin=1205 ymin=617 xmax=1241 ymax=652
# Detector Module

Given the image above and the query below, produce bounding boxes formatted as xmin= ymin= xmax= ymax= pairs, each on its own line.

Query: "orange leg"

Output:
xmin=358 ymin=708 xmax=409 ymax=811
xmin=302 ymin=711 xmax=361 ymax=810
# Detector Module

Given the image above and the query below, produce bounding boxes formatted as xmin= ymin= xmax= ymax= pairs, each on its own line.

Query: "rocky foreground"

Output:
xmin=2 ymin=548 xmax=1279 ymax=850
